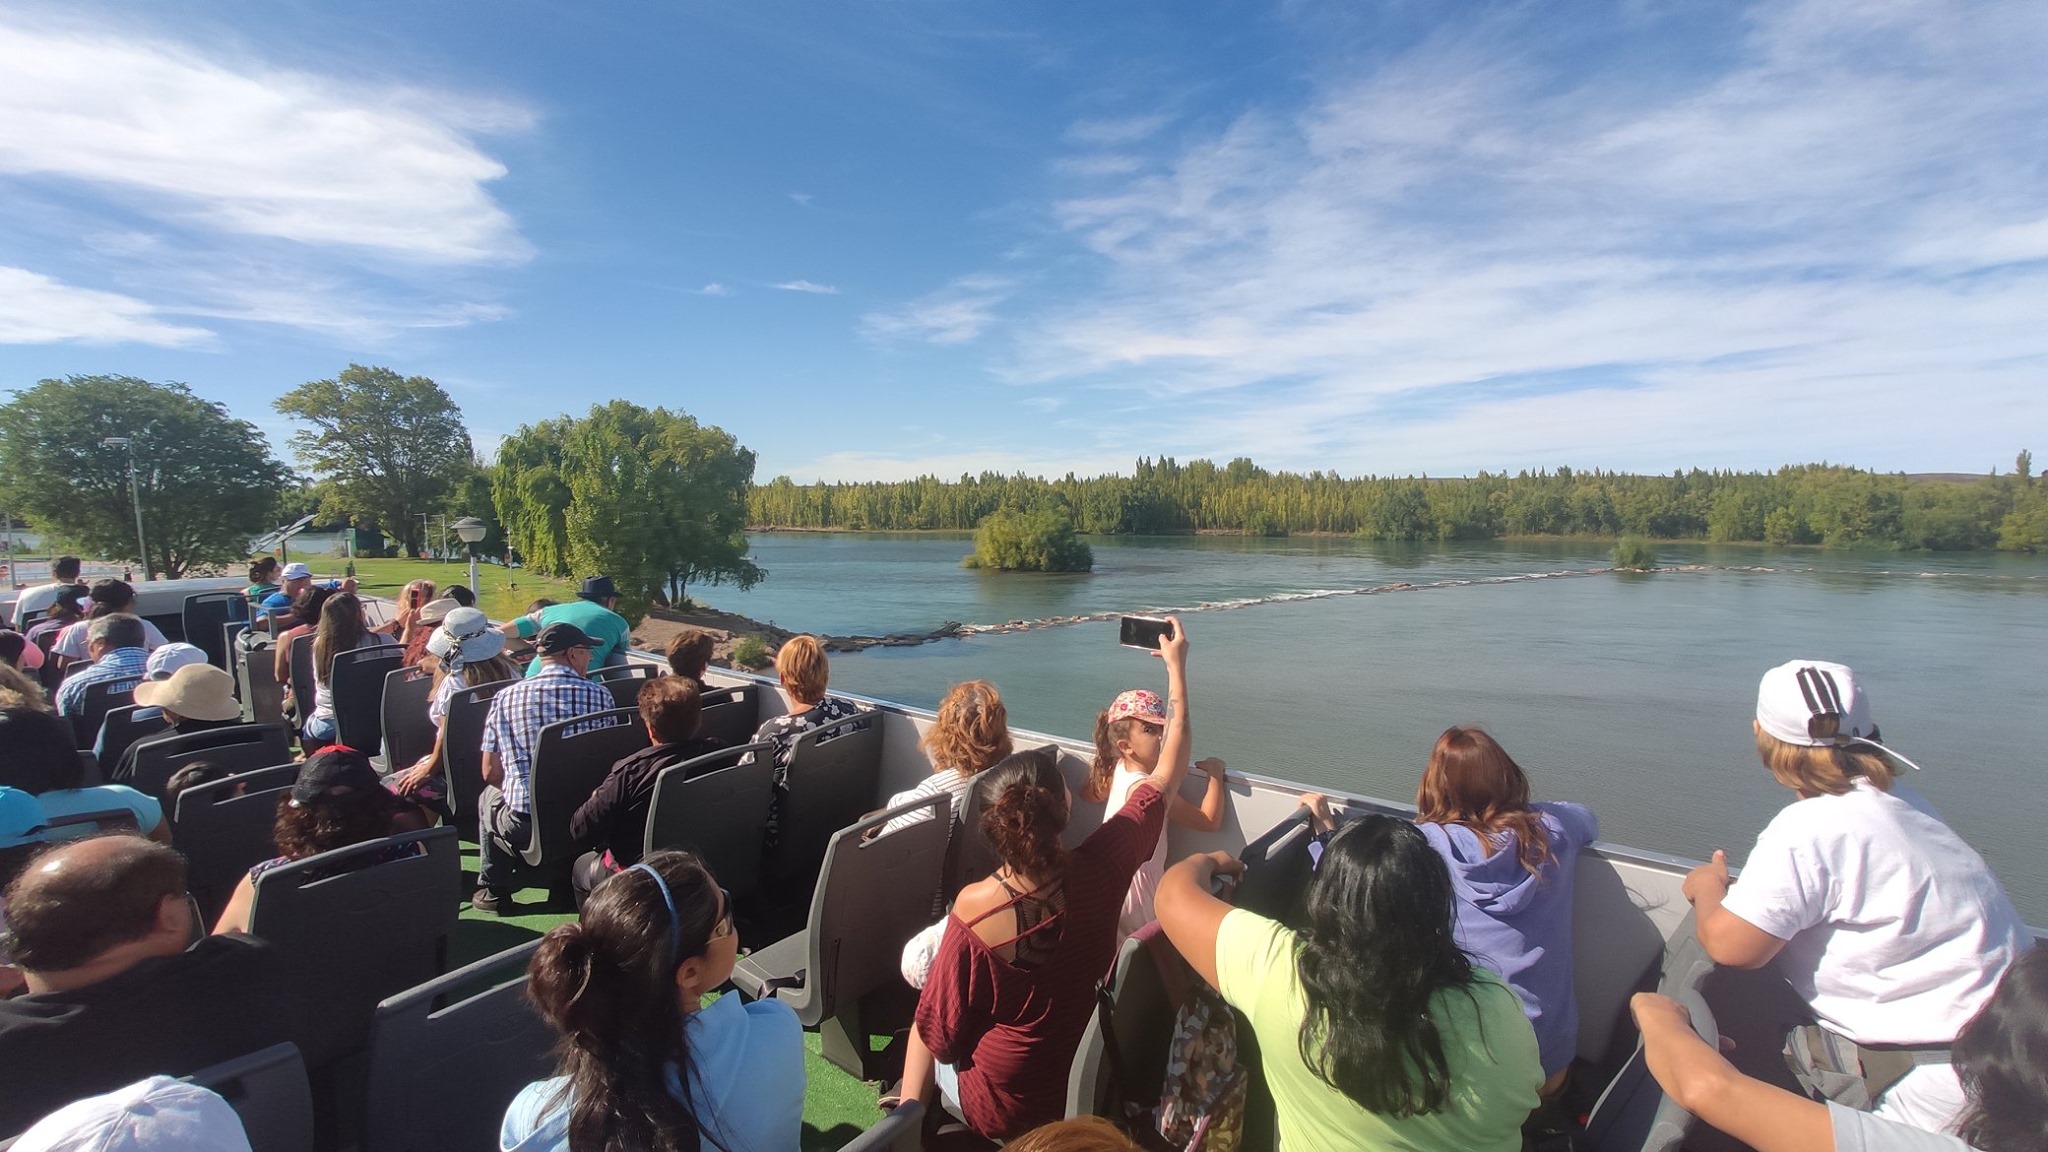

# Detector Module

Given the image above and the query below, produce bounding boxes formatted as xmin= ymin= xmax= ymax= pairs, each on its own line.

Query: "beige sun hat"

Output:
xmin=416 ymin=597 xmax=460 ymax=626
xmin=133 ymin=664 xmax=242 ymax=723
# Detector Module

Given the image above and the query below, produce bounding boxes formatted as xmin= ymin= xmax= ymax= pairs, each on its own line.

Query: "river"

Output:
xmin=696 ymin=532 xmax=2048 ymax=923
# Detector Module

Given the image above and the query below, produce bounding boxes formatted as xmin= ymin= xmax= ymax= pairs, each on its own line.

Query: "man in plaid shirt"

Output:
xmin=53 ymin=616 xmax=151 ymax=721
xmin=473 ymin=622 xmax=615 ymax=913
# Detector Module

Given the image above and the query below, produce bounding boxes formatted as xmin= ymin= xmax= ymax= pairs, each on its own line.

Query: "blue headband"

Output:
xmin=628 ymin=862 xmax=682 ymax=961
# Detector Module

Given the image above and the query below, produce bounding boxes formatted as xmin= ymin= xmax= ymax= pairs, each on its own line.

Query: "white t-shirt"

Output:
xmin=9 ymin=583 xmax=70 ymax=630
xmin=877 ymin=768 xmax=977 ymax=837
xmin=1829 ymin=1102 xmax=1978 ymax=1152
xmin=52 ymin=616 xmax=169 ymax=660
xmin=1722 ymin=780 xmax=2027 ymax=1048
xmin=1104 ymin=760 xmax=1171 ymax=939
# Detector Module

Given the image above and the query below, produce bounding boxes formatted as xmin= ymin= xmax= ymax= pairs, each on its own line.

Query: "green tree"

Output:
xmin=494 ymin=402 xmax=763 ymax=622
xmin=274 ymin=365 xmax=474 ymax=555
xmin=965 ymin=508 xmax=1093 ymax=571
xmin=0 ymin=375 xmax=282 ymax=577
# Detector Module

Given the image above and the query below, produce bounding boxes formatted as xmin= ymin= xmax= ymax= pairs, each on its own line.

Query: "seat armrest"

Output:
xmin=731 ymin=931 xmax=810 ymax=1000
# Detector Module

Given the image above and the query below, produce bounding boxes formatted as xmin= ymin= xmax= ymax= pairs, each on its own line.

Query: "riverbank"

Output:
xmin=633 ymin=604 xmax=966 ymax=670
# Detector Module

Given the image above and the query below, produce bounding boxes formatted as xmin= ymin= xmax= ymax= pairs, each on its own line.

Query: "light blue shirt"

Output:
xmin=36 ymin=785 xmax=164 ymax=839
xmin=500 ymin=993 xmax=803 ymax=1152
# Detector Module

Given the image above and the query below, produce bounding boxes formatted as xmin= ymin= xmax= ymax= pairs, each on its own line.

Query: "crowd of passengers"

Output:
xmin=0 ymin=564 xmax=2039 ymax=1152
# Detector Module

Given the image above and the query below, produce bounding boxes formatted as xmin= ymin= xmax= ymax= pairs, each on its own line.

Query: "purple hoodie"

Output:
xmin=1418 ymin=801 xmax=1598 ymax=1078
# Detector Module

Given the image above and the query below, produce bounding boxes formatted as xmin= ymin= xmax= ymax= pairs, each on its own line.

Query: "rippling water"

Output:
xmin=700 ymin=533 xmax=2048 ymax=921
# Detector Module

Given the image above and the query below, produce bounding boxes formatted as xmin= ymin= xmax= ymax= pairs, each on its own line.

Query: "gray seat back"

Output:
xmin=70 ymin=678 xmax=140 ymax=748
xmin=331 ymin=645 xmax=404 ymax=753
xmin=236 ymin=645 xmax=286 ymax=728
xmin=943 ymin=768 xmax=997 ymax=899
xmin=222 ymin=620 xmax=249 ymax=674
xmin=366 ymin=941 xmax=554 ymax=1152
xmin=765 ymin=711 xmax=882 ymax=894
xmin=794 ymin=793 xmax=951 ymax=1024
xmin=247 ymin=826 xmax=460 ymax=1066
xmin=41 ymin=807 xmax=141 ymax=839
xmin=94 ymin=703 xmax=170 ymax=769
xmin=521 ymin=707 xmax=651 ymax=868
xmin=380 ymin=665 xmax=437 ymax=770
xmin=698 ymin=683 xmax=761 ymax=749
xmin=183 ymin=1042 xmax=314 ymax=1152
xmin=591 ymin=662 xmax=658 ymax=709
xmin=182 ymin=592 xmax=247 ymax=671
xmin=121 ymin=724 xmax=293 ymax=800
xmin=1067 ymin=931 xmax=1179 ymax=1121
xmin=173 ymin=764 xmax=299 ymax=924
xmin=642 ymin=743 xmax=777 ymax=900
xmin=287 ymin=639 xmax=316 ymax=728
xmin=441 ymin=678 xmax=516 ymax=836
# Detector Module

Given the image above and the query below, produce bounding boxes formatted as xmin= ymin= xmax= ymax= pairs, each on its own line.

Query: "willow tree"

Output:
xmin=493 ymin=402 xmax=763 ymax=622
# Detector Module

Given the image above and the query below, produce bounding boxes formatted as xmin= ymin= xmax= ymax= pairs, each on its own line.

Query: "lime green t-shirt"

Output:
xmin=1214 ymin=908 xmax=1542 ymax=1152
xmin=513 ymin=599 xmax=633 ymax=676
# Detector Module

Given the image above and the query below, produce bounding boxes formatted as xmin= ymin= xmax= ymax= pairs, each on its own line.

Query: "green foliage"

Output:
xmin=1998 ymin=484 xmax=2048 ymax=552
xmin=0 ymin=375 xmax=283 ymax=577
xmin=751 ymin=455 xmax=2038 ymax=552
xmin=730 ymin=634 xmax=770 ymax=670
xmin=274 ymin=365 xmax=475 ymax=555
xmin=968 ymin=508 xmax=1094 ymax=572
xmin=493 ymin=401 xmax=763 ymax=624
xmin=1613 ymin=536 xmax=1658 ymax=570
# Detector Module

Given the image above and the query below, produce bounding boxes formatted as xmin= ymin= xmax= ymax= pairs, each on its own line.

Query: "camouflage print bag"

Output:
xmin=1155 ymin=981 xmax=1247 ymax=1152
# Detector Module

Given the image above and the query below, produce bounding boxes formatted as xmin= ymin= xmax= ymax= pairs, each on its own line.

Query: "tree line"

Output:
xmin=750 ymin=454 xmax=2048 ymax=552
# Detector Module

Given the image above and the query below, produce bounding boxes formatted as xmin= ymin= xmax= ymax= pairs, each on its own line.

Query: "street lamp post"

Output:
xmin=102 ymin=437 xmax=149 ymax=580
xmin=452 ymin=517 xmax=488 ymax=597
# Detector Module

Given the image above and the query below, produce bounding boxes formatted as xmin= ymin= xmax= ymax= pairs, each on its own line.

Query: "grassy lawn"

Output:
xmin=287 ymin=556 xmax=580 ymax=622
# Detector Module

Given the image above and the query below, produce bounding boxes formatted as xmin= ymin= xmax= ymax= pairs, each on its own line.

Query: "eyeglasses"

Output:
xmin=711 ymin=886 xmax=735 ymax=941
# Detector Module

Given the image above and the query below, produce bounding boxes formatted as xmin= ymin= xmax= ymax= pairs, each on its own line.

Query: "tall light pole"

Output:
xmin=102 ymin=437 xmax=149 ymax=580
xmin=452 ymin=517 xmax=487 ymax=597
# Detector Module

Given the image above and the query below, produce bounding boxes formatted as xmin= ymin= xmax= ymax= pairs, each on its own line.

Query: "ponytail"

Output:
xmin=977 ymin=746 xmax=1070 ymax=883
xmin=1087 ymin=710 xmax=1122 ymax=804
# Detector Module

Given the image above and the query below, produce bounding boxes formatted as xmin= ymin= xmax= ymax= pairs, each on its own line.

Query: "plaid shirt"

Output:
xmin=54 ymin=647 xmax=150 ymax=717
xmin=480 ymin=662 xmax=614 ymax=814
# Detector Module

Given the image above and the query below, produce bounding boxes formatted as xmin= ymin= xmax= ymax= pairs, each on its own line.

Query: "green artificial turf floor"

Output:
xmin=453 ymin=841 xmax=884 ymax=1151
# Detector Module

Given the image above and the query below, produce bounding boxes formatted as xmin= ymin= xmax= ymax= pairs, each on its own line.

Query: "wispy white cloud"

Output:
xmin=700 ymin=282 xmax=732 ymax=296
xmin=861 ymin=274 xmax=1011 ymax=344
xmin=0 ymin=21 xmax=531 ymax=263
xmin=915 ymin=0 xmax=2048 ymax=473
xmin=0 ymin=15 xmax=532 ymax=347
xmin=774 ymin=279 xmax=839 ymax=295
xmin=0 ymin=265 xmax=212 ymax=347
xmin=788 ymin=192 xmax=815 ymax=207
xmin=774 ymin=447 xmax=1132 ymax=484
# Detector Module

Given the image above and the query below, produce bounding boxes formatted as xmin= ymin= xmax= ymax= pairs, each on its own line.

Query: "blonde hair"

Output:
xmin=776 ymin=635 xmax=829 ymax=705
xmin=1755 ymin=716 xmax=1896 ymax=796
xmin=0 ymin=662 xmax=49 ymax=712
xmin=923 ymin=680 xmax=1012 ymax=778
xmin=1006 ymin=1117 xmax=1140 ymax=1152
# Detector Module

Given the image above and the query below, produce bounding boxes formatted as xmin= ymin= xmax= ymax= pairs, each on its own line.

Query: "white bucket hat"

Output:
xmin=133 ymin=664 xmax=243 ymax=723
xmin=427 ymin=606 xmax=505 ymax=666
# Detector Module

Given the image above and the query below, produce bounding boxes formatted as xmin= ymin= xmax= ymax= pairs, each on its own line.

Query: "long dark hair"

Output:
xmin=1295 ymin=814 xmax=1481 ymax=1117
xmin=272 ymin=786 xmax=398 ymax=861
xmin=288 ymin=585 xmax=336 ymax=632
xmin=1414 ymin=726 xmax=1553 ymax=875
xmin=1954 ymin=949 xmax=2048 ymax=1150
xmin=976 ymin=746 xmax=1069 ymax=883
xmin=527 ymin=850 xmax=725 ymax=1152
xmin=313 ymin=592 xmax=370 ymax=683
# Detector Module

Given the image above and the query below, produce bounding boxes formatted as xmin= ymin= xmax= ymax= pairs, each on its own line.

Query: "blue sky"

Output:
xmin=1 ymin=0 xmax=2044 ymax=483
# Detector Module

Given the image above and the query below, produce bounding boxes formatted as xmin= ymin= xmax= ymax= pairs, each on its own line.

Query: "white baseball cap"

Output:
xmin=10 ymin=1075 xmax=252 ymax=1152
xmin=280 ymin=562 xmax=313 ymax=581
xmin=145 ymin=643 xmax=209 ymax=680
xmin=1755 ymin=659 xmax=1922 ymax=771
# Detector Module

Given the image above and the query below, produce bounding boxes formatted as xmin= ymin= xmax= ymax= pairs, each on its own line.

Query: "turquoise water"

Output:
xmin=700 ymin=533 xmax=2048 ymax=922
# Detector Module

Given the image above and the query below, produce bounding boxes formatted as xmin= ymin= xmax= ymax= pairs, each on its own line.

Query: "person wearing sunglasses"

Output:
xmin=502 ymin=851 xmax=803 ymax=1152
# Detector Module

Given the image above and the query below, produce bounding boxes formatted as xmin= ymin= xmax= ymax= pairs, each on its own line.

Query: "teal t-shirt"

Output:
xmin=1214 ymin=908 xmax=1542 ymax=1152
xmin=513 ymin=599 xmax=633 ymax=676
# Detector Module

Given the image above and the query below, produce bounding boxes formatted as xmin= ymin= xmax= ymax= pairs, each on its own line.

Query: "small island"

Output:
xmin=963 ymin=508 xmax=1094 ymax=572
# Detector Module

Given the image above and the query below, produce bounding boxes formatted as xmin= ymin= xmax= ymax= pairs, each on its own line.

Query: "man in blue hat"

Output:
xmin=498 ymin=574 xmax=632 ymax=676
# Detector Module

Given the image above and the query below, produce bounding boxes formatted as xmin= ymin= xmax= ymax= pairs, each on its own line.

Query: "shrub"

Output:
xmin=1613 ymin=536 xmax=1658 ymax=571
xmin=731 ymin=634 xmax=771 ymax=670
xmin=965 ymin=508 xmax=1093 ymax=572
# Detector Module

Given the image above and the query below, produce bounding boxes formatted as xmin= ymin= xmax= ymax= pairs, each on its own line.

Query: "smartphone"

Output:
xmin=1118 ymin=615 xmax=1174 ymax=651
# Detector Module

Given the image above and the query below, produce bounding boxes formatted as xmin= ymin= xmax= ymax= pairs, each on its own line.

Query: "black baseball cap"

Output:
xmin=535 ymin=621 xmax=601 ymax=655
xmin=289 ymin=747 xmax=382 ymax=807
xmin=579 ymin=575 xmax=618 ymax=600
